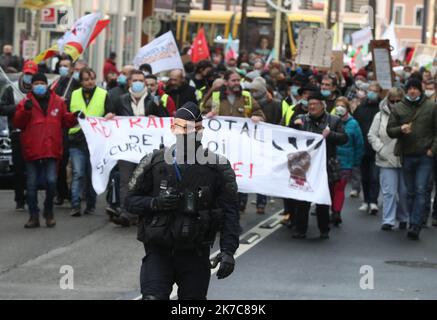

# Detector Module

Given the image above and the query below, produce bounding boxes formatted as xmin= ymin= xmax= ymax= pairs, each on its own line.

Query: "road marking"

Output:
xmin=133 ymin=209 xmax=284 ymax=300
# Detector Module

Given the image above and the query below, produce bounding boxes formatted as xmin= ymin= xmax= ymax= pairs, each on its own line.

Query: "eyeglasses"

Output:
xmin=389 ymin=100 xmax=401 ymax=104
xmin=174 ymin=123 xmax=204 ymax=133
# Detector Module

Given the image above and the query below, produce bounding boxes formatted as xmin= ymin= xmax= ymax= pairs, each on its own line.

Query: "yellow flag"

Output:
xmin=19 ymin=0 xmax=72 ymax=9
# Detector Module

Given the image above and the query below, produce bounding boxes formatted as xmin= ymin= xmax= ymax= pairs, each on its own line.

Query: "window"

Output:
xmin=415 ymin=6 xmax=424 ymax=27
xmin=394 ymin=5 xmax=404 ymax=26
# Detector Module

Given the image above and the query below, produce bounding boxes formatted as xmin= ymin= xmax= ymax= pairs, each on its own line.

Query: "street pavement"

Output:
xmin=0 ymin=189 xmax=437 ymax=300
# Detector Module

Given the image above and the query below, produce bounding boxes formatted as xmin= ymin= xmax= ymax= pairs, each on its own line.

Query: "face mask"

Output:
xmin=321 ymin=90 xmax=331 ymax=98
xmin=335 ymin=106 xmax=347 ymax=117
xmin=131 ymin=81 xmax=146 ymax=94
xmin=367 ymin=91 xmax=379 ymax=101
xmin=73 ymin=71 xmax=80 ymax=81
xmin=33 ymin=84 xmax=47 ymax=96
xmin=298 ymin=99 xmax=308 ymax=107
xmin=356 ymin=80 xmax=369 ymax=91
xmin=117 ymin=74 xmax=127 ymax=86
xmin=425 ymin=90 xmax=435 ymax=98
xmin=404 ymin=72 xmax=411 ymax=79
xmin=406 ymin=95 xmax=421 ymax=102
xmin=59 ymin=67 xmax=69 ymax=77
xmin=291 ymin=86 xmax=300 ymax=97
xmin=23 ymin=74 xmax=33 ymax=85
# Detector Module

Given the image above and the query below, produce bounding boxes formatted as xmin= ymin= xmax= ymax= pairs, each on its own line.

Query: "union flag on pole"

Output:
xmin=34 ymin=13 xmax=110 ymax=63
xmin=191 ymin=28 xmax=210 ymax=63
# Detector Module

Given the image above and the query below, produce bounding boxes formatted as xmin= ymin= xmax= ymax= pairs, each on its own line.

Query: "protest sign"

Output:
xmin=133 ymin=31 xmax=184 ymax=74
xmin=410 ymin=44 xmax=437 ymax=69
xmin=296 ymin=28 xmax=333 ymax=69
xmin=79 ymin=117 xmax=331 ymax=205
xmin=370 ymin=40 xmax=394 ymax=90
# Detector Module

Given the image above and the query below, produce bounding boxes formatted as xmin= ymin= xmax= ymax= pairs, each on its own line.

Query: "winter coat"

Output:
xmin=368 ymin=100 xmax=402 ymax=168
xmin=337 ymin=115 xmax=364 ymax=170
xmin=387 ymin=95 xmax=437 ymax=156
xmin=13 ymin=91 xmax=77 ymax=162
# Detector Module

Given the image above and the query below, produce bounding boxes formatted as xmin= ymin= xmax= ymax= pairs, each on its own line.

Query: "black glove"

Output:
xmin=24 ymin=99 xmax=33 ymax=111
xmin=151 ymin=194 xmax=180 ymax=212
xmin=74 ymin=111 xmax=86 ymax=119
xmin=215 ymin=252 xmax=235 ymax=280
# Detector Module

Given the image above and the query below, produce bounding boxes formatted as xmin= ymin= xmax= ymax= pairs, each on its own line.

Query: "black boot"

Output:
xmin=407 ymin=225 xmax=421 ymax=241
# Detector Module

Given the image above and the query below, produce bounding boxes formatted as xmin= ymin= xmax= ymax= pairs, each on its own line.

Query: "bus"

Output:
xmin=175 ymin=10 xmax=325 ymax=58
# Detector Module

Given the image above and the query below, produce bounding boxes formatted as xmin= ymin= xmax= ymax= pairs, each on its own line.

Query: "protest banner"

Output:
xmin=79 ymin=117 xmax=331 ymax=205
xmin=133 ymin=31 xmax=184 ymax=74
xmin=296 ymin=28 xmax=333 ymax=69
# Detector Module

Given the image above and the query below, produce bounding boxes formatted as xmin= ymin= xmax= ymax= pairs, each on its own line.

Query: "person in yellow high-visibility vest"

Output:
xmin=202 ymin=71 xmax=265 ymax=216
xmin=201 ymin=71 xmax=264 ymax=120
xmin=68 ymin=68 xmax=113 ymax=218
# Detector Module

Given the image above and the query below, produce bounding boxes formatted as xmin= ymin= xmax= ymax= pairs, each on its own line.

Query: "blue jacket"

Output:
xmin=337 ymin=116 xmax=364 ymax=170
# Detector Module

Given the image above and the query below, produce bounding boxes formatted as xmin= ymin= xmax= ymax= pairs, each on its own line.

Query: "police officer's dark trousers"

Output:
xmin=140 ymin=247 xmax=211 ymax=300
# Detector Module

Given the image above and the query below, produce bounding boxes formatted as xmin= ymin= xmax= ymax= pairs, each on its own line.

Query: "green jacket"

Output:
xmin=387 ymin=96 xmax=437 ymax=156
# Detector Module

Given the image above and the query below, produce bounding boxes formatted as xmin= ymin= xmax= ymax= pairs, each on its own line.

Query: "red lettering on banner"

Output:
xmin=98 ymin=119 xmax=112 ymax=138
xmin=147 ymin=117 xmax=158 ymax=129
xmin=249 ymin=163 xmax=254 ymax=179
xmin=129 ymin=118 xmax=143 ymax=129
xmin=233 ymin=162 xmax=244 ymax=178
xmin=112 ymin=118 xmax=121 ymax=129
xmin=159 ymin=117 xmax=164 ymax=128
xmin=87 ymin=118 xmax=111 ymax=138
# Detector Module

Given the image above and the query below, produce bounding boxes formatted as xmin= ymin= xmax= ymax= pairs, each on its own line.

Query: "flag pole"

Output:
xmin=0 ymin=66 xmax=26 ymax=101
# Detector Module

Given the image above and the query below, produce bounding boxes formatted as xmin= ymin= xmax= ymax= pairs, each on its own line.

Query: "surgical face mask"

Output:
xmin=299 ymin=99 xmax=308 ymax=107
xmin=73 ymin=71 xmax=80 ymax=81
xmin=59 ymin=67 xmax=69 ymax=77
xmin=355 ymin=80 xmax=369 ymax=91
xmin=117 ymin=74 xmax=127 ymax=86
xmin=367 ymin=91 xmax=379 ymax=101
xmin=23 ymin=74 xmax=33 ymax=85
xmin=33 ymin=84 xmax=47 ymax=96
xmin=425 ymin=90 xmax=435 ymax=98
xmin=291 ymin=86 xmax=300 ymax=97
xmin=406 ymin=95 xmax=421 ymax=102
xmin=131 ymin=81 xmax=145 ymax=94
xmin=335 ymin=106 xmax=347 ymax=117
xmin=404 ymin=72 xmax=412 ymax=79
xmin=321 ymin=90 xmax=331 ymax=98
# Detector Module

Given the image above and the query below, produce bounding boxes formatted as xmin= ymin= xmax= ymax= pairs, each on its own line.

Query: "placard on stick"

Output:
xmin=370 ymin=40 xmax=394 ymax=90
xmin=296 ymin=28 xmax=333 ymax=69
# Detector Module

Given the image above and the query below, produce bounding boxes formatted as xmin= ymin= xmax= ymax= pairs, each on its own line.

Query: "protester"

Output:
xmin=353 ymin=82 xmax=383 ymax=215
xmin=166 ymin=69 xmax=197 ymax=110
xmin=13 ymin=73 xmax=78 ymax=228
xmin=0 ymin=45 xmax=23 ymax=73
xmin=103 ymin=52 xmax=120 ymax=80
xmin=332 ymin=97 xmax=364 ymax=226
xmin=387 ymin=78 xmax=437 ymax=240
xmin=368 ymin=88 xmax=408 ymax=231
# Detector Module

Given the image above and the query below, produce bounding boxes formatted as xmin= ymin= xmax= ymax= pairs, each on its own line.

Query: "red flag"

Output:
xmin=191 ymin=28 xmax=210 ymax=63
xmin=88 ymin=19 xmax=110 ymax=46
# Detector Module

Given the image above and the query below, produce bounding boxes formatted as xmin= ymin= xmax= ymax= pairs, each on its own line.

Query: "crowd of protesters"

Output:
xmin=1 ymin=42 xmax=437 ymax=241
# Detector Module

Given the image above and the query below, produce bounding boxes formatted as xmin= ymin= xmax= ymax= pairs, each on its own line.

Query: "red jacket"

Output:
xmin=103 ymin=59 xmax=120 ymax=79
xmin=13 ymin=91 xmax=78 ymax=162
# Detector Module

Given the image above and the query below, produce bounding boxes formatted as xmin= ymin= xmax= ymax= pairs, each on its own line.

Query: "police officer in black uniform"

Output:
xmin=125 ymin=102 xmax=240 ymax=300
